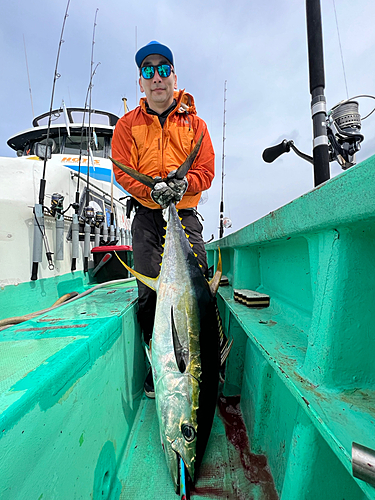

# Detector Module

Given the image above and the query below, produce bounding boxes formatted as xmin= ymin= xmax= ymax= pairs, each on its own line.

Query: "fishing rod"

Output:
xmin=263 ymin=0 xmax=330 ymax=186
xmin=262 ymin=0 xmax=374 ymax=184
xmin=83 ymin=8 xmax=99 ymax=274
xmin=31 ymin=0 xmax=71 ymax=281
xmin=306 ymin=0 xmax=330 ymax=186
xmin=71 ymin=59 xmax=101 ymax=271
xmin=219 ymin=81 xmax=226 ymax=239
xmin=218 ymin=81 xmax=232 ymax=238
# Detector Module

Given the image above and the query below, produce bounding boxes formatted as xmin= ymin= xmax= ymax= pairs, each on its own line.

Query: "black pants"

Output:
xmin=131 ymin=206 xmax=208 ymax=345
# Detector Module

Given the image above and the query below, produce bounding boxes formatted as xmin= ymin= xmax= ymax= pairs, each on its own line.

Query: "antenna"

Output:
xmin=219 ymin=80 xmax=227 ymax=239
xmin=23 ymin=35 xmax=34 ymax=119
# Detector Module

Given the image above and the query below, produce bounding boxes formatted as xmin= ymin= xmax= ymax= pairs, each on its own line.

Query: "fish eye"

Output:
xmin=181 ymin=423 xmax=196 ymax=442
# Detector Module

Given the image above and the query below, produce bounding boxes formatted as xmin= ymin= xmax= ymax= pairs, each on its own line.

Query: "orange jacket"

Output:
xmin=111 ymin=90 xmax=215 ymax=209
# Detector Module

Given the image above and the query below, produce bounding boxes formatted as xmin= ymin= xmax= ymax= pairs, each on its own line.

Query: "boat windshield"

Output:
xmin=27 ymin=136 xmax=64 ymax=156
xmin=63 ymin=134 xmax=106 ymax=157
xmin=70 ymin=112 xmax=111 ymax=126
xmin=34 ymin=110 xmax=115 ymax=127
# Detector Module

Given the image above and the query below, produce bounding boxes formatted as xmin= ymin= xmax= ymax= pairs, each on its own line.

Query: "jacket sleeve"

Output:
xmin=111 ymin=116 xmax=151 ymax=199
xmin=185 ymin=117 xmax=215 ymax=193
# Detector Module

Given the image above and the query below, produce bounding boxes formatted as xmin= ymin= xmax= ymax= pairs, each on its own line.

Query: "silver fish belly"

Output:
xmin=151 ymin=204 xmax=220 ymax=491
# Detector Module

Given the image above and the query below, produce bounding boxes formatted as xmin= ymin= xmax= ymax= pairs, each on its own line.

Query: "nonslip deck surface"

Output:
xmin=118 ymin=394 xmax=278 ymax=500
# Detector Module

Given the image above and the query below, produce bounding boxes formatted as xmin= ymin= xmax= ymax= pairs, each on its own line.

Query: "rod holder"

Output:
xmin=110 ymin=224 xmax=115 ymax=242
xmin=102 ymin=224 xmax=108 ymax=243
xmin=55 ymin=215 xmax=64 ymax=261
xmin=83 ymin=222 xmax=91 ymax=273
xmin=94 ymin=226 xmax=101 ymax=247
xmin=31 ymin=204 xmax=44 ymax=281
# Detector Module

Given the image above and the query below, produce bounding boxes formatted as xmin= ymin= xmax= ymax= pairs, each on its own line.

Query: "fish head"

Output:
xmin=157 ymin=372 xmax=200 ymax=491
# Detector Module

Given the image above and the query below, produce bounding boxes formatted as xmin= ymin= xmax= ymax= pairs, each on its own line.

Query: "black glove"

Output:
xmin=166 ymin=170 xmax=188 ymax=202
xmin=151 ymin=180 xmax=175 ymax=209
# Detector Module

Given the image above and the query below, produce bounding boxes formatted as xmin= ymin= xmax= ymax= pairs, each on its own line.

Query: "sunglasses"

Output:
xmin=141 ymin=64 xmax=172 ymax=79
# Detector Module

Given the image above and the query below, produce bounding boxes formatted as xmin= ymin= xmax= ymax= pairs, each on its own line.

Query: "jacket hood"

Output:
xmin=139 ymin=89 xmax=197 ymax=116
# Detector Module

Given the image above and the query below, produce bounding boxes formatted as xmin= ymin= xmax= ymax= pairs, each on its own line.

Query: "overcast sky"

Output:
xmin=1 ymin=0 xmax=375 ymax=241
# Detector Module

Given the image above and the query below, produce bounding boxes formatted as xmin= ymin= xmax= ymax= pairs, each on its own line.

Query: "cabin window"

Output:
xmin=63 ymin=134 xmax=107 ymax=157
xmin=24 ymin=136 xmax=63 ymax=156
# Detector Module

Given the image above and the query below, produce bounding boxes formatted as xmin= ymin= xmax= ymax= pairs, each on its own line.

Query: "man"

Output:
xmin=111 ymin=41 xmax=215 ymax=397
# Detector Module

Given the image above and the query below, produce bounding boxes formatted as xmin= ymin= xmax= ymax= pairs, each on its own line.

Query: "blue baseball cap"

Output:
xmin=135 ymin=41 xmax=174 ymax=68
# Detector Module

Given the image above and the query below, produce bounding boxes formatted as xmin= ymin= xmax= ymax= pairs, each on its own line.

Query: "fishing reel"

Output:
xmin=263 ymin=96 xmax=373 ymax=170
xmin=223 ymin=217 xmax=232 ymax=229
xmin=84 ymin=206 xmax=95 ymax=225
xmin=50 ymin=193 xmax=64 ymax=217
xmin=326 ymin=100 xmax=364 ymax=169
xmin=94 ymin=210 xmax=105 ymax=228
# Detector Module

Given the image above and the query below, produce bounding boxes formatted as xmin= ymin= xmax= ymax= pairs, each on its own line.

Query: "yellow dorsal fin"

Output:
xmin=114 ymin=251 xmax=159 ymax=292
xmin=208 ymin=247 xmax=222 ymax=296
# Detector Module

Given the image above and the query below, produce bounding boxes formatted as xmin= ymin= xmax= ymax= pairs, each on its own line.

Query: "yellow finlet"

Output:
xmin=208 ymin=247 xmax=222 ymax=296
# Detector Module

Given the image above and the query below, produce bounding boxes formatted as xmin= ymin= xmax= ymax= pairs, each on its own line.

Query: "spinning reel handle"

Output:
xmin=262 ymin=140 xmax=291 ymax=163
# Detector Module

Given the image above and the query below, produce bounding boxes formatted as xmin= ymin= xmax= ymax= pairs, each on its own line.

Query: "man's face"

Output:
xmin=139 ymin=54 xmax=177 ymax=113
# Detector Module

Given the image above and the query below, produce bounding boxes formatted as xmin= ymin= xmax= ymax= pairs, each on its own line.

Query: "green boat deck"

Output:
xmin=0 ymin=280 xmax=277 ymax=499
xmin=2 ymin=155 xmax=375 ymax=499
xmin=119 ymin=396 xmax=277 ymax=499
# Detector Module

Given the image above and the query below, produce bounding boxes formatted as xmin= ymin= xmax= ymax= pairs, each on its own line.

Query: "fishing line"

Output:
xmin=332 ymin=0 xmax=349 ymax=99
xmin=23 ymin=34 xmax=35 ymax=119
xmin=347 ymin=94 xmax=375 ymax=120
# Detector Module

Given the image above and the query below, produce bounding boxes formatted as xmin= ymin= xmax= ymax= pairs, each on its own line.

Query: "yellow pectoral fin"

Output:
xmin=208 ymin=247 xmax=222 ymax=296
xmin=114 ymin=251 xmax=159 ymax=291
